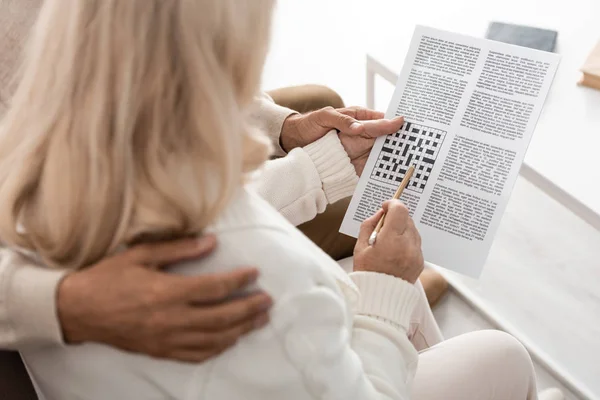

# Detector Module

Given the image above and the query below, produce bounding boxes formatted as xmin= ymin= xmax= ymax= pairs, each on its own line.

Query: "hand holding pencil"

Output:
xmin=368 ymin=165 xmax=416 ymax=246
xmin=353 ymin=170 xmax=425 ymax=284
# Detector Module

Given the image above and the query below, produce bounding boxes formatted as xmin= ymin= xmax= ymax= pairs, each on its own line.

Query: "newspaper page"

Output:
xmin=340 ymin=26 xmax=560 ymax=277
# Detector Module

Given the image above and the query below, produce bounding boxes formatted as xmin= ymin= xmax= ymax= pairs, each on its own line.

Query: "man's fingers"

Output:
xmin=338 ymin=107 xmax=385 ymax=121
xmin=179 ymin=312 xmax=269 ymax=349
xmin=164 ymin=348 xmax=223 ymax=364
xmin=211 ymin=312 xmax=269 ymax=346
xmin=361 ymin=116 xmax=405 ymax=138
xmin=358 ymin=208 xmax=385 ymax=244
xmin=169 ymin=312 xmax=270 ymax=363
xmin=315 ymin=107 xmax=364 ymax=135
xmin=175 ymin=268 xmax=260 ymax=303
xmin=126 ymin=235 xmax=217 ymax=268
xmin=338 ymin=107 xmax=404 ymax=138
xmin=380 ymin=200 xmax=409 ymax=235
xmin=183 ymin=292 xmax=272 ymax=330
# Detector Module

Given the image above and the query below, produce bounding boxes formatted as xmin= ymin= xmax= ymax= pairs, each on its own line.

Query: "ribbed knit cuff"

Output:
xmin=6 ymin=264 xmax=68 ymax=347
xmin=303 ymin=131 xmax=359 ymax=204
xmin=349 ymin=271 xmax=419 ymax=332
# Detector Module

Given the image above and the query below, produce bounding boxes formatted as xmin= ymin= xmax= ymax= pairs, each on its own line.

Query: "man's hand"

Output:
xmin=281 ymin=106 xmax=404 ymax=175
xmin=353 ymin=200 xmax=424 ymax=284
xmin=57 ymin=236 xmax=272 ymax=363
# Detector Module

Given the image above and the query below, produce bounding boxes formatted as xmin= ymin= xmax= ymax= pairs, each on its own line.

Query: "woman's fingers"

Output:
xmin=357 ymin=200 xmax=411 ymax=248
xmin=354 ymin=200 xmax=424 ymax=283
xmin=358 ymin=208 xmax=385 ymax=244
xmin=406 ymin=215 xmax=422 ymax=248
xmin=380 ymin=200 xmax=409 ymax=236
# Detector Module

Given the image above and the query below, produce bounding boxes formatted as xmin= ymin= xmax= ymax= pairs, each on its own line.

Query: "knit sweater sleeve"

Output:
xmin=248 ymin=93 xmax=359 ymax=225
xmin=201 ymin=225 xmax=420 ymax=399
xmin=249 ymin=131 xmax=358 ymax=226
xmin=0 ymin=249 xmax=67 ymax=349
xmin=249 ymin=93 xmax=296 ymax=157
xmin=269 ymin=271 xmax=419 ymax=399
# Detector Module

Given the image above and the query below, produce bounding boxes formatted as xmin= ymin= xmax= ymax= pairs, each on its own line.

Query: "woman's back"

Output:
xmin=22 ymin=189 xmax=363 ymax=400
xmin=5 ymin=1 xmax=421 ymax=398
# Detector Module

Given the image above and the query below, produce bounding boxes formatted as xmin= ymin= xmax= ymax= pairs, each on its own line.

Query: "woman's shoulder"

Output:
xmin=208 ymin=188 xmax=297 ymax=236
xmin=221 ymin=189 xmax=336 ymax=286
xmin=171 ymin=189 xmax=346 ymax=297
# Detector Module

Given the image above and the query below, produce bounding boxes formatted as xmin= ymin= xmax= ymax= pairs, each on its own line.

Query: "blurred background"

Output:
xmin=263 ymin=0 xmax=599 ymax=106
xmin=262 ymin=1 xmax=600 ymax=399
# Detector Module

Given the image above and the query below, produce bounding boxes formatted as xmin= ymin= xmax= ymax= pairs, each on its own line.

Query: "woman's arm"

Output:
xmin=202 ymin=255 xmax=420 ymax=399
xmin=276 ymin=272 xmax=420 ymax=399
xmin=250 ymin=131 xmax=358 ymax=226
xmin=202 ymin=198 xmax=424 ymax=399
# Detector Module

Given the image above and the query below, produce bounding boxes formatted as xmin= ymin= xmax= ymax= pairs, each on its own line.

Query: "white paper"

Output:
xmin=341 ymin=26 xmax=560 ymax=277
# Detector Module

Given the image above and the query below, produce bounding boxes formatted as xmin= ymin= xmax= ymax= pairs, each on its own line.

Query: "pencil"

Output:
xmin=368 ymin=164 xmax=416 ymax=246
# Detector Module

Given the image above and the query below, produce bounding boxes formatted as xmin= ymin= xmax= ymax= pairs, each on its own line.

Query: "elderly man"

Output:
xmin=0 ymin=0 xmax=447 ymax=397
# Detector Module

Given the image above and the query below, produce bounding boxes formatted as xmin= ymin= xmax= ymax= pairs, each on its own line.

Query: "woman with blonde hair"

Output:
xmin=0 ymin=0 xmax=561 ymax=399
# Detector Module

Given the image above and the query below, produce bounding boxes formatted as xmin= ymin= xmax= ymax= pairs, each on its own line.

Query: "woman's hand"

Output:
xmin=57 ymin=236 xmax=272 ymax=363
xmin=353 ymin=200 xmax=424 ymax=284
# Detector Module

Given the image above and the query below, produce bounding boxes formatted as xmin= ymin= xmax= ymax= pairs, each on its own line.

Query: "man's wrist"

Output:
xmin=249 ymin=94 xmax=296 ymax=157
xmin=279 ymin=113 xmax=303 ymax=153
xmin=56 ymin=271 xmax=90 ymax=344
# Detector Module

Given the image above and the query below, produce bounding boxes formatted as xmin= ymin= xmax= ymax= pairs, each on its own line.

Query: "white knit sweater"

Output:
xmin=0 ymin=96 xmax=359 ymax=349
xmin=22 ymin=188 xmax=420 ymax=400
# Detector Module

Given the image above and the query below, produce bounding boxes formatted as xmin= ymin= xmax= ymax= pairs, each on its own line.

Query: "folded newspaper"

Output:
xmin=340 ymin=26 xmax=560 ymax=277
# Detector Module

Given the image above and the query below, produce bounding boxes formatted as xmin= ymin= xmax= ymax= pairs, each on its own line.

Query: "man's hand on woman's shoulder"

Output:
xmin=57 ymin=236 xmax=272 ymax=363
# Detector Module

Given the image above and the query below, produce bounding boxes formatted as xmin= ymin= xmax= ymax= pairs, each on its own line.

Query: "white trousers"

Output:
xmin=409 ymin=281 xmax=538 ymax=400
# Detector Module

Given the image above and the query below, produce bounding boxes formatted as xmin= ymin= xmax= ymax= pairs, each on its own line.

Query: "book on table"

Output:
xmin=580 ymin=41 xmax=600 ymax=90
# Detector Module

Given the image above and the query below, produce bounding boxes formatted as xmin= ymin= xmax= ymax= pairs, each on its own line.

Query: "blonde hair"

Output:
xmin=0 ymin=0 xmax=274 ymax=269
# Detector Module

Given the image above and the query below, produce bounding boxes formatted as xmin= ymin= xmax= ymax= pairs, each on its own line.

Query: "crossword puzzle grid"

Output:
xmin=371 ymin=122 xmax=447 ymax=193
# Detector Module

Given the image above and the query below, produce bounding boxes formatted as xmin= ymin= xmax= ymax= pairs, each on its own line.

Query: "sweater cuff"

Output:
xmin=303 ymin=131 xmax=359 ymax=204
xmin=349 ymin=271 xmax=419 ymax=332
xmin=249 ymin=94 xmax=297 ymax=157
xmin=7 ymin=264 xmax=68 ymax=348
